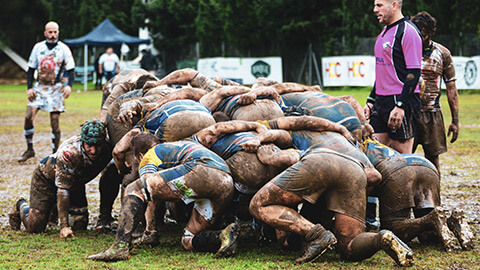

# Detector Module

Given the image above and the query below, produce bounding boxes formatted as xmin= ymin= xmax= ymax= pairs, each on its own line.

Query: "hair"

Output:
xmin=412 ymin=11 xmax=437 ymax=38
xmin=132 ymin=132 xmax=161 ymax=158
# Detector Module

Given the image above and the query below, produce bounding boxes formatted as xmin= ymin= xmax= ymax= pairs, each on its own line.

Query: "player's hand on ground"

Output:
xmin=60 ymin=226 xmax=75 ymax=239
xmin=61 ymin=85 xmax=72 ymax=99
xmin=448 ymin=122 xmax=459 ymax=143
xmin=241 ymin=139 xmax=261 ymax=152
xmin=388 ymin=106 xmax=404 ymax=130
xmin=27 ymin=88 xmax=36 ymax=102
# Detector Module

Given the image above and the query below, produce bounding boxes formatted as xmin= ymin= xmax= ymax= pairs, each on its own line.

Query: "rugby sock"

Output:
xmin=116 ymin=195 xmax=145 ymax=244
xmin=347 ymin=232 xmax=381 ymax=261
xmin=191 ymin=230 xmax=222 ymax=252
xmin=52 ymin=131 xmax=60 ymax=153
xmin=24 ymin=127 xmax=34 ymax=151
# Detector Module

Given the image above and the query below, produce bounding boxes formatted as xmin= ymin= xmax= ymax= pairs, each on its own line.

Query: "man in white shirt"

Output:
xmin=99 ymin=47 xmax=120 ymax=82
xmin=18 ymin=21 xmax=75 ymax=162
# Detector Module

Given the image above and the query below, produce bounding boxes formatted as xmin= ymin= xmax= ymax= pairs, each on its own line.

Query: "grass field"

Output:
xmin=0 ymin=84 xmax=479 ymax=269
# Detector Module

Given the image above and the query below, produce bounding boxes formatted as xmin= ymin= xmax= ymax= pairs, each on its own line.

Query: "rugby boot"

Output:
xmin=294 ymin=225 xmax=337 ymax=264
xmin=379 ymin=230 xmax=414 ymax=267
xmin=87 ymin=241 xmax=130 ymax=262
xmin=133 ymin=230 xmax=160 ymax=247
xmin=447 ymin=208 xmax=475 ymax=251
xmin=17 ymin=150 xmax=34 ymax=162
xmin=427 ymin=206 xmax=456 ymax=252
xmin=8 ymin=197 xmax=27 ymax=231
xmin=216 ymin=222 xmax=240 ymax=258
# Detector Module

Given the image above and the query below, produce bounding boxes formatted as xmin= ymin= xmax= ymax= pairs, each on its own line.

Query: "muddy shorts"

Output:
xmin=369 ymin=94 xmax=420 ymax=141
xmin=28 ymin=83 xmax=65 ymax=112
xmin=231 ymin=99 xmax=284 ymax=121
xmin=372 ymin=165 xmax=440 ymax=223
xmin=146 ymin=165 xmax=233 ymax=223
xmin=156 ymin=111 xmax=215 ymax=142
xmin=272 ymin=150 xmax=367 ymax=223
xmin=29 ymin=167 xmax=88 ymax=213
xmin=413 ymin=110 xmax=447 ymax=156
xmin=226 ymin=151 xmax=283 ymax=194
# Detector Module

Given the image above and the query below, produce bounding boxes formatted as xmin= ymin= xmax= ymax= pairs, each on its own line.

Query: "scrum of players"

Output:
xmin=9 ymin=68 xmax=474 ymax=266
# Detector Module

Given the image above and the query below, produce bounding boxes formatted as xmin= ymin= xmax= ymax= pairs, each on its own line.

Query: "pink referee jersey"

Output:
xmin=374 ymin=17 xmax=422 ymax=96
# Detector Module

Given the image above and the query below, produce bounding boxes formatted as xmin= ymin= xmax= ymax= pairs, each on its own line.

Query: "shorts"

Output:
xmin=413 ymin=110 xmax=447 ymax=156
xmin=370 ymin=94 xmax=420 ymax=141
xmin=29 ymin=166 xmax=88 ymax=213
xmin=272 ymin=149 xmax=367 ymax=223
xmin=28 ymin=83 xmax=65 ymax=112
xmin=146 ymin=165 xmax=233 ymax=223
xmin=226 ymin=151 xmax=283 ymax=194
xmin=372 ymin=164 xmax=440 ymax=222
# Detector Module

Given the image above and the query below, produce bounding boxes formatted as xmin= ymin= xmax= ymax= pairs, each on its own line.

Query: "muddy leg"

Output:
xmin=50 ymin=112 xmax=60 ymax=153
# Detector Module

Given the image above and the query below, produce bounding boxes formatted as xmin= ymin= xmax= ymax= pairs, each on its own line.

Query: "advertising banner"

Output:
xmin=322 ymin=55 xmax=480 ymax=89
xmin=322 ymin=56 xmax=375 ymax=87
xmin=197 ymin=57 xmax=282 ymax=85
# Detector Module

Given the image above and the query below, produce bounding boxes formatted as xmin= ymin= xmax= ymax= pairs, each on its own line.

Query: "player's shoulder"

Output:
xmin=431 ymin=41 xmax=452 ymax=56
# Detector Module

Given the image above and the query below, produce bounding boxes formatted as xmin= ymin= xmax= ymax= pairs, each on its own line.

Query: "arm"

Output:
xmin=200 ymin=86 xmax=250 ymax=111
xmin=388 ymin=68 xmax=421 ymax=129
xmin=364 ymin=84 xmax=376 ymax=119
xmin=270 ymin=82 xmax=322 ymax=95
xmin=275 ymin=116 xmax=355 ymax=142
xmin=445 ymin=81 xmax=459 ymax=143
xmin=195 ymin=120 xmax=268 ymax=148
xmin=257 ymin=144 xmax=300 ymax=168
xmin=338 ymin=95 xmax=374 ymax=140
xmin=113 ymin=128 xmax=142 ymax=174
xmin=157 ymin=68 xmax=198 ymax=85
xmin=57 ymin=188 xmax=74 ymax=238
xmin=241 ymin=129 xmax=293 ymax=152
xmin=26 ymin=67 xmax=37 ymax=102
xmin=147 ymin=88 xmax=208 ymax=112
xmin=237 ymin=86 xmax=281 ymax=105
xmin=60 ymin=69 xmax=74 ymax=99
xmin=117 ymin=100 xmax=144 ymax=124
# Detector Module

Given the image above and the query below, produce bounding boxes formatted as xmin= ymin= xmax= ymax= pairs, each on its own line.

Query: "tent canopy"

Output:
xmin=64 ymin=18 xmax=150 ymax=47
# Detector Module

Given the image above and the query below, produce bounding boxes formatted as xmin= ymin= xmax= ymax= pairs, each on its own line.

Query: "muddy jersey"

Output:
xmin=138 ymin=140 xmax=230 ymax=180
xmin=216 ymin=93 xmax=281 ymax=117
xmin=28 ymin=41 xmax=75 ymax=85
xmin=374 ymin=17 xmax=422 ymax=96
xmin=281 ymin=91 xmax=361 ymax=133
xmin=37 ymin=135 xmax=112 ymax=190
xmin=361 ymin=139 xmax=437 ymax=176
xmin=139 ymin=100 xmax=212 ymax=138
xmin=297 ymin=131 xmax=373 ymax=169
xmin=420 ymin=41 xmax=456 ymax=111
xmin=191 ymin=132 xmax=256 ymax=160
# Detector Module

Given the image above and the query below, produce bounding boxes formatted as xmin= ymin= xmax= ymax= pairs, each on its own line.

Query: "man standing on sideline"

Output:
xmin=362 ymin=0 xmax=422 ymax=230
xmin=140 ymin=49 xmax=159 ymax=75
xmin=363 ymin=0 xmax=422 ymax=154
xmin=18 ymin=21 xmax=75 ymax=162
xmin=411 ymin=11 xmax=460 ymax=172
xmin=99 ymin=47 xmax=120 ymax=82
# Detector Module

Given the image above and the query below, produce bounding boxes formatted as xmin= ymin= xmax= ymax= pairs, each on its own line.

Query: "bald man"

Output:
xmin=19 ymin=21 xmax=75 ymax=162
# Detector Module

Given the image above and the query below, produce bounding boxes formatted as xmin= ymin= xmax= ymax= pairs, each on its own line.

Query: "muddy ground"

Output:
xmin=0 ymin=116 xmax=478 ymax=251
